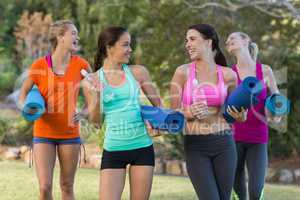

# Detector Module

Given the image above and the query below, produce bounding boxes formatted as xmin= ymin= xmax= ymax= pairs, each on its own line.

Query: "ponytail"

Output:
xmin=249 ymin=42 xmax=259 ymax=62
xmin=94 ymin=50 xmax=103 ymax=72
xmin=93 ymin=26 xmax=127 ymax=72
xmin=215 ymin=46 xmax=227 ymax=66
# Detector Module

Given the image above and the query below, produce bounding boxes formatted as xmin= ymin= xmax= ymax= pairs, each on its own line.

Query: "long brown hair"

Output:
xmin=188 ymin=24 xmax=227 ymax=66
xmin=94 ymin=26 xmax=127 ymax=71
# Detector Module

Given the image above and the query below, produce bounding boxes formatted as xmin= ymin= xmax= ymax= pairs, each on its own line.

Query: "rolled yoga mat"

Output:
xmin=22 ymin=86 xmax=45 ymax=121
xmin=141 ymin=105 xmax=184 ymax=134
xmin=265 ymin=93 xmax=290 ymax=116
xmin=223 ymin=76 xmax=263 ymax=123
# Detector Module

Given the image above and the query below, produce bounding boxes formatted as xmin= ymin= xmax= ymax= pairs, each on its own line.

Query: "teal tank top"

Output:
xmin=99 ymin=64 xmax=152 ymax=151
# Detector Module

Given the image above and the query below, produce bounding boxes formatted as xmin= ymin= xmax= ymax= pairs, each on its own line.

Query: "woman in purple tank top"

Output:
xmin=226 ymin=32 xmax=281 ymax=200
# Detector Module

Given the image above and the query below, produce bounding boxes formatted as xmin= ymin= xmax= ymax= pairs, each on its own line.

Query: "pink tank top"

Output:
xmin=232 ymin=63 xmax=268 ymax=143
xmin=182 ymin=62 xmax=228 ymax=107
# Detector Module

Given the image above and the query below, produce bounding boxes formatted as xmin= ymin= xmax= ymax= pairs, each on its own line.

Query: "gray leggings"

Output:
xmin=184 ymin=131 xmax=237 ymax=200
xmin=233 ymin=142 xmax=268 ymax=200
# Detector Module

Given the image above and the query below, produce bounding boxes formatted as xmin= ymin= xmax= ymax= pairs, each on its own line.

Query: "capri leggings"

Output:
xmin=233 ymin=142 xmax=267 ymax=200
xmin=184 ymin=130 xmax=237 ymax=200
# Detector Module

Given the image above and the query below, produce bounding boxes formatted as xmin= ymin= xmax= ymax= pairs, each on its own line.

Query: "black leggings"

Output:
xmin=184 ymin=130 xmax=237 ymax=200
xmin=233 ymin=142 xmax=267 ymax=200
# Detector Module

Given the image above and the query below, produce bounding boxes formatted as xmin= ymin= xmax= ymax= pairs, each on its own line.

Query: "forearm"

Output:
xmin=88 ymin=97 xmax=102 ymax=125
xmin=148 ymin=96 xmax=162 ymax=107
xmin=142 ymin=84 xmax=162 ymax=107
xmin=18 ymin=79 xmax=34 ymax=109
xmin=265 ymin=107 xmax=282 ymax=123
xmin=181 ymin=107 xmax=195 ymax=121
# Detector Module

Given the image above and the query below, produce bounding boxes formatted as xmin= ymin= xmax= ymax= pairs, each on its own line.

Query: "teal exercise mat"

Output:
xmin=22 ymin=86 xmax=45 ymax=121
xmin=223 ymin=76 xmax=263 ymax=123
xmin=265 ymin=93 xmax=290 ymax=116
xmin=140 ymin=105 xmax=184 ymax=134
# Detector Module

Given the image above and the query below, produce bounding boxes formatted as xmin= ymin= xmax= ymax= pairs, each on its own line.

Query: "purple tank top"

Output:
xmin=232 ymin=63 xmax=268 ymax=143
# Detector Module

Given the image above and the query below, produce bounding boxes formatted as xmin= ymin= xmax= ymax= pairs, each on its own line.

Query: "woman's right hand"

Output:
xmin=190 ymin=101 xmax=209 ymax=120
xmin=26 ymin=107 xmax=39 ymax=115
xmin=145 ymin=121 xmax=161 ymax=137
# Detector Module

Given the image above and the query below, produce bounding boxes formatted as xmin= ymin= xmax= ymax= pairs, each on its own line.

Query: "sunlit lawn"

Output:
xmin=0 ymin=160 xmax=299 ymax=200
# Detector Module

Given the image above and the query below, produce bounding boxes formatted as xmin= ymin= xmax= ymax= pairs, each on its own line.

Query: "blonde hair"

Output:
xmin=237 ymin=32 xmax=259 ymax=61
xmin=49 ymin=20 xmax=74 ymax=50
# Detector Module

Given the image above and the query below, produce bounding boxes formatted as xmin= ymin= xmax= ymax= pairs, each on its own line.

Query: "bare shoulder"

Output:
xmin=262 ymin=64 xmax=272 ymax=74
xmin=261 ymin=64 xmax=275 ymax=81
xmin=220 ymin=66 xmax=237 ymax=83
xmin=173 ymin=63 xmax=189 ymax=79
xmin=171 ymin=63 xmax=189 ymax=85
xmin=128 ymin=64 xmax=148 ymax=75
xmin=127 ymin=64 xmax=150 ymax=83
xmin=128 ymin=64 xmax=149 ymax=77
xmin=176 ymin=64 xmax=188 ymax=75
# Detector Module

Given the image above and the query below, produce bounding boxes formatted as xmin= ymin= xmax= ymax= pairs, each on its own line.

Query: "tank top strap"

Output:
xmin=216 ymin=65 xmax=224 ymax=86
xmin=232 ymin=64 xmax=242 ymax=83
xmin=98 ymin=69 xmax=105 ymax=113
xmin=187 ymin=62 xmax=196 ymax=103
xmin=190 ymin=62 xmax=196 ymax=81
xmin=122 ymin=64 xmax=139 ymax=88
xmin=256 ymin=62 xmax=263 ymax=80
xmin=122 ymin=64 xmax=133 ymax=80
xmin=98 ymin=68 xmax=107 ymax=85
xmin=188 ymin=62 xmax=196 ymax=91
xmin=45 ymin=54 xmax=52 ymax=68
xmin=231 ymin=64 xmax=237 ymax=73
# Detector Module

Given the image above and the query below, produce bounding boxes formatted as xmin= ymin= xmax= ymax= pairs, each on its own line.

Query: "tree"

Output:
xmin=14 ymin=11 xmax=53 ymax=71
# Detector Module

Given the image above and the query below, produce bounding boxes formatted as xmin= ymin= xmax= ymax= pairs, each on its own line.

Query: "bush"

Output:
xmin=0 ymin=117 xmax=33 ymax=145
xmin=80 ymin=120 xmax=105 ymax=148
xmin=0 ymin=55 xmax=18 ymax=95
xmin=0 ymin=118 xmax=10 ymax=144
xmin=0 ymin=72 xmax=16 ymax=94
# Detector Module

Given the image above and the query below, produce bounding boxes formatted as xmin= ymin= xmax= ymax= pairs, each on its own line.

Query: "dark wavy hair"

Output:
xmin=188 ymin=24 xmax=227 ymax=66
xmin=94 ymin=26 xmax=127 ymax=71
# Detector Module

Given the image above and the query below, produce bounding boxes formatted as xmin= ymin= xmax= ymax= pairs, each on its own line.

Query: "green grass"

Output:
xmin=0 ymin=160 xmax=299 ymax=200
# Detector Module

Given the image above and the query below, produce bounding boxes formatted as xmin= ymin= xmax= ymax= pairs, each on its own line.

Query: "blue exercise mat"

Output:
xmin=140 ymin=105 xmax=184 ymax=134
xmin=223 ymin=76 xmax=263 ymax=123
xmin=22 ymin=86 xmax=45 ymax=121
xmin=265 ymin=93 xmax=290 ymax=116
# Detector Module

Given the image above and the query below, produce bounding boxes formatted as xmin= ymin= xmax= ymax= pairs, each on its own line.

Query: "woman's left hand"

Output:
xmin=265 ymin=108 xmax=282 ymax=124
xmin=227 ymin=106 xmax=248 ymax=122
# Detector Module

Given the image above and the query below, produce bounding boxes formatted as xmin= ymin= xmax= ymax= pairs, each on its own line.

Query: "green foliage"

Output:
xmin=0 ymin=72 xmax=16 ymax=94
xmin=0 ymin=118 xmax=9 ymax=144
xmin=155 ymin=133 xmax=184 ymax=160
xmin=80 ymin=120 xmax=105 ymax=148
xmin=0 ymin=117 xmax=33 ymax=145
xmin=0 ymin=55 xmax=18 ymax=95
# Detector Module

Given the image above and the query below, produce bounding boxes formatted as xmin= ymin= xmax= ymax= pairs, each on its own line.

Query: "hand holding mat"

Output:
xmin=223 ymin=76 xmax=263 ymax=123
xmin=265 ymin=93 xmax=290 ymax=116
xmin=22 ymin=86 xmax=45 ymax=121
xmin=140 ymin=105 xmax=184 ymax=134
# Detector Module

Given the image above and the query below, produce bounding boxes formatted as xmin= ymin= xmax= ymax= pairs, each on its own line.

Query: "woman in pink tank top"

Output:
xmin=226 ymin=32 xmax=281 ymax=200
xmin=170 ymin=24 xmax=247 ymax=200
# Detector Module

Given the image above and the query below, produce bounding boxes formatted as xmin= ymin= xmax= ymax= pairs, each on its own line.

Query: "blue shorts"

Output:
xmin=32 ymin=137 xmax=81 ymax=145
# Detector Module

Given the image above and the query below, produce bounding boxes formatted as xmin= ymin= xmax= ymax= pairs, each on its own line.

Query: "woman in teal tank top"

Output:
xmin=86 ymin=26 xmax=162 ymax=200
